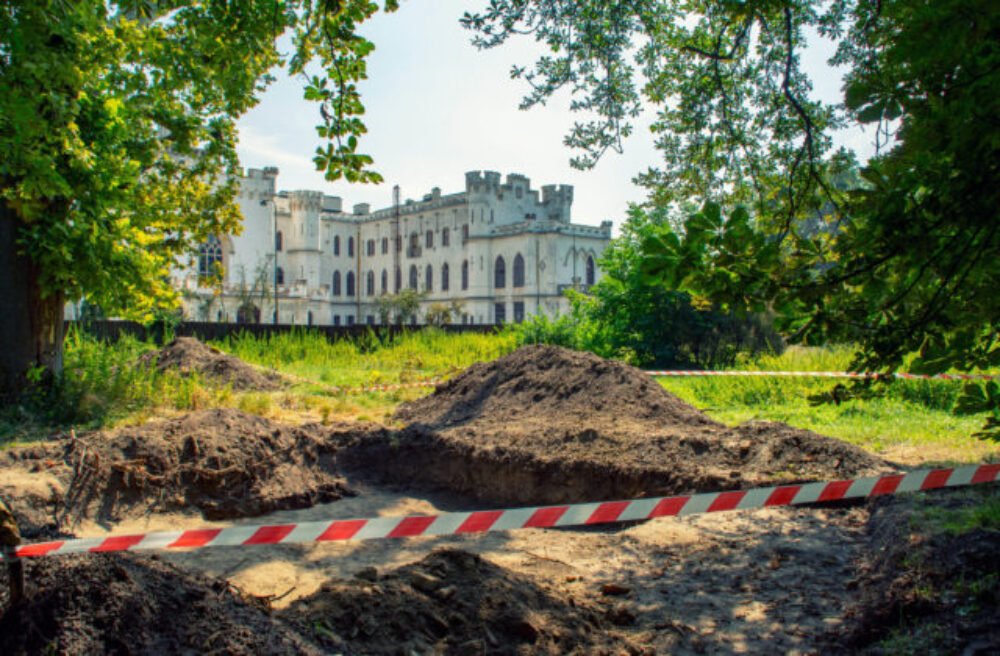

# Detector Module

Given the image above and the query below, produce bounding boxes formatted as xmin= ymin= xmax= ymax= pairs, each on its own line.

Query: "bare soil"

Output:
xmin=281 ymin=548 xmax=646 ymax=655
xmin=138 ymin=336 xmax=284 ymax=390
xmin=342 ymin=345 xmax=890 ymax=505
xmin=0 ymin=554 xmax=322 ymax=655
xmin=0 ymin=409 xmax=352 ymax=536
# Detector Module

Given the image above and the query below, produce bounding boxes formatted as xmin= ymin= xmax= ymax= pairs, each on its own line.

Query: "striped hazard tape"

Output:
xmin=7 ymin=464 xmax=998 ymax=560
xmin=644 ymin=370 xmax=997 ymax=381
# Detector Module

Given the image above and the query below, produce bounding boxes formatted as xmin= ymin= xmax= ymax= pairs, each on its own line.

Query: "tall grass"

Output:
xmin=215 ymin=328 xmax=518 ymax=387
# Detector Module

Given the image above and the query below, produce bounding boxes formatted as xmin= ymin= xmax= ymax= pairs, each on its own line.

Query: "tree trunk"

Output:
xmin=0 ymin=208 xmax=65 ymax=403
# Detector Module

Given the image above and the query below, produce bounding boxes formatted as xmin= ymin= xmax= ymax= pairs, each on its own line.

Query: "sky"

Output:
xmin=236 ymin=1 xmax=877 ymax=231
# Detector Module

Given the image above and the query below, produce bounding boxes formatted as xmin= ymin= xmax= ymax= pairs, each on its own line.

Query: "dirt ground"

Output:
xmin=0 ymin=408 xmax=352 ymax=537
xmin=0 ymin=344 xmax=995 ymax=654
xmin=347 ymin=345 xmax=890 ymax=505
xmin=138 ymin=336 xmax=284 ymax=391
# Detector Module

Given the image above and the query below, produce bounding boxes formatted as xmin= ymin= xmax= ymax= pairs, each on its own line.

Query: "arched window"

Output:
xmin=275 ymin=267 xmax=285 ymax=285
xmin=198 ymin=235 xmax=223 ymax=279
xmin=441 ymin=263 xmax=450 ymax=291
xmin=366 ymin=270 xmax=375 ymax=296
xmin=426 ymin=230 xmax=433 ymax=248
xmin=461 ymin=260 xmax=469 ymax=290
xmin=425 ymin=264 xmax=433 ymax=291
xmin=395 ymin=267 xmax=402 ymax=293
xmin=275 ymin=232 xmax=283 ymax=252
xmin=494 ymin=256 xmax=506 ymax=289
xmin=409 ymin=265 xmax=418 ymax=290
xmin=347 ymin=236 xmax=355 ymax=257
xmin=333 ymin=235 xmax=340 ymax=256
xmin=346 ymin=271 xmax=355 ymax=296
xmin=586 ymin=256 xmax=596 ymax=286
xmin=513 ymin=253 xmax=525 ymax=288
xmin=332 ymin=271 xmax=341 ymax=296
xmin=442 ymin=227 xmax=450 ymax=247
xmin=381 ymin=269 xmax=388 ymax=293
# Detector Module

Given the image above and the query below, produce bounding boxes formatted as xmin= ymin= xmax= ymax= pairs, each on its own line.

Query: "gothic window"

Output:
xmin=381 ymin=269 xmax=388 ymax=293
xmin=425 ymin=264 xmax=433 ymax=291
xmin=275 ymin=267 xmax=285 ymax=285
xmin=275 ymin=231 xmax=283 ymax=252
xmin=366 ymin=270 xmax=375 ymax=296
xmin=586 ymin=256 xmax=596 ymax=286
xmin=513 ymin=253 xmax=525 ymax=288
xmin=442 ymin=228 xmax=450 ymax=247
xmin=441 ymin=263 xmax=450 ymax=291
xmin=426 ymin=230 xmax=433 ymax=248
xmin=332 ymin=271 xmax=341 ymax=296
xmin=409 ymin=265 xmax=418 ymax=290
xmin=333 ymin=235 xmax=339 ymax=256
xmin=461 ymin=260 xmax=469 ymax=290
xmin=347 ymin=236 xmax=355 ymax=257
xmin=346 ymin=271 xmax=355 ymax=297
xmin=494 ymin=256 xmax=506 ymax=289
xmin=198 ymin=235 xmax=223 ymax=279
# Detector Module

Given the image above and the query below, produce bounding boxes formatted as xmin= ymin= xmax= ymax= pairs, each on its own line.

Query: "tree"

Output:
xmin=0 ymin=0 xmax=393 ymax=399
xmin=374 ymin=289 xmax=424 ymax=326
xmin=464 ymin=1 xmax=1000 ymax=428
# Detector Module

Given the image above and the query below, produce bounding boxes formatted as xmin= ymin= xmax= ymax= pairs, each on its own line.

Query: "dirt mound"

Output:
xmin=139 ymin=336 xmax=283 ymax=390
xmin=836 ymin=489 xmax=1000 ymax=653
xmin=2 ymin=409 xmax=352 ymax=533
xmin=365 ymin=345 xmax=888 ymax=505
xmin=0 ymin=554 xmax=322 ymax=655
xmin=281 ymin=548 xmax=643 ymax=655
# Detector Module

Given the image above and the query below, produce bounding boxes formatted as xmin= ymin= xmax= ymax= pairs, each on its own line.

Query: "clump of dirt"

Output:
xmin=348 ymin=345 xmax=889 ymax=505
xmin=2 ymin=409 xmax=352 ymax=533
xmin=138 ymin=336 xmax=284 ymax=390
xmin=0 ymin=554 xmax=322 ymax=655
xmin=836 ymin=489 xmax=1000 ymax=653
xmin=281 ymin=548 xmax=644 ymax=655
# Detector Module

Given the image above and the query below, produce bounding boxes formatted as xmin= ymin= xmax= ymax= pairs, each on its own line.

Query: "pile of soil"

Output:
xmin=1 ymin=409 xmax=352 ymax=535
xmin=0 ymin=554 xmax=322 ymax=655
xmin=836 ymin=490 xmax=1000 ymax=653
xmin=138 ymin=336 xmax=283 ymax=390
xmin=342 ymin=345 xmax=889 ymax=505
xmin=281 ymin=548 xmax=644 ymax=655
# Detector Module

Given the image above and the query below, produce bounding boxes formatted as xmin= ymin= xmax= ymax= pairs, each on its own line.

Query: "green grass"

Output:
xmin=657 ymin=346 xmax=997 ymax=465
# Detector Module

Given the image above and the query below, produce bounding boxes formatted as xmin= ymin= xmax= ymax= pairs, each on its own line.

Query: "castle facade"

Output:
xmin=173 ymin=168 xmax=612 ymax=326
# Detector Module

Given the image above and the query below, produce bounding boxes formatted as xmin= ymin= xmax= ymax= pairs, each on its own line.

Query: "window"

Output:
xmin=395 ymin=266 xmax=402 ymax=292
xmin=275 ymin=267 xmax=285 ymax=285
xmin=346 ymin=315 xmax=354 ymax=326
xmin=346 ymin=271 xmax=355 ymax=296
xmin=332 ymin=271 xmax=341 ymax=296
xmin=395 ymin=235 xmax=402 ymax=252
xmin=441 ymin=263 xmax=449 ymax=291
xmin=198 ymin=235 xmax=223 ymax=279
xmin=462 ymin=224 xmax=469 ymax=243
xmin=333 ymin=315 xmax=341 ymax=326
xmin=461 ymin=260 xmax=469 ymax=290
xmin=381 ymin=269 xmax=388 ymax=293
xmin=409 ymin=264 xmax=418 ymax=290
xmin=366 ymin=315 xmax=375 ymax=325
xmin=367 ymin=239 xmax=375 ymax=256
xmin=425 ymin=264 xmax=433 ymax=291
xmin=275 ymin=231 xmax=283 ymax=252
xmin=494 ymin=302 xmax=506 ymax=325
xmin=586 ymin=256 xmax=596 ymax=286
xmin=513 ymin=253 xmax=525 ymax=288
xmin=366 ymin=270 xmax=375 ymax=296
xmin=425 ymin=230 xmax=433 ymax=248
xmin=307 ymin=311 xmax=313 ymax=326
xmin=382 ymin=237 xmax=388 ymax=254
xmin=513 ymin=301 xmax=525 ymax=324
xmin=442 ymin=227 xmax=450 ymax=247
xmin=347 ymin=236 xmax=355 ymax=257
xmin=333 ymin=235 xmax=340 ymax=256
xmin=494 ymin=256 xmax=506 ymax=289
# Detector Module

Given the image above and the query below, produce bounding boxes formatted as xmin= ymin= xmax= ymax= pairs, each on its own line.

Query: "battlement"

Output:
xmin=465 ymin=170 xmax=502 ymax=193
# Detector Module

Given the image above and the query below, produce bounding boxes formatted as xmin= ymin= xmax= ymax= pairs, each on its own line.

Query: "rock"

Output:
xmin=600 ymin=582 xmax=631 ymax=596
xmin=510 ymin=619 xmax=540 ymax=642
xmin=407 ymin=570 xmax=444 ymax=594
xmin=354 ymin=566 xmax=378 ymax=582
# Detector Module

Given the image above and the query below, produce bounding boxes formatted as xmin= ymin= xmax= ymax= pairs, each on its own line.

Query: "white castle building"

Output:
xmin=173 ymin=168 xmax=613 ymax=326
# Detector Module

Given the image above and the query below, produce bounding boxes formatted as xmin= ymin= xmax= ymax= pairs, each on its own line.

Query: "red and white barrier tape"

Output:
xmin=644 ymin=370 xmax=996 ymax=381
xmin=7 ymin=464 xmax=998 ymax=560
